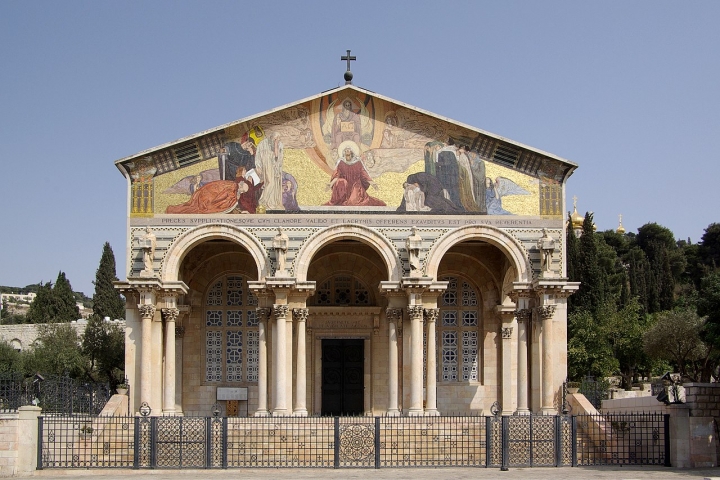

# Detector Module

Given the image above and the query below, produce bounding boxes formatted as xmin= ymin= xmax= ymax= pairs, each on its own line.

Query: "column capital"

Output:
xmin=256 ymin=307 xmax=272 ymax=323
xmin=501 ymin=326 xmax=513 ymax=339
xmin=515 ymin=308 xmax=532 ymax=323
xmin=273 ymin=304 xmax=289 ymax=319
xmin=161 ymin=307 xmax=180 ymax=323
xmin=535 ymin=305 xmax=556 ymax=320
xmin=137 ymin=304 xmax=156 ymax=320
xmin=408 ymin=305 xmax=424 ymax=321
xmin=386 ymin=307 xmax=403 ymax=323
xmin=293 ymin=308 xmax=309 ymax=323
xmin=423 ymin=308 xmax=439 ymax=324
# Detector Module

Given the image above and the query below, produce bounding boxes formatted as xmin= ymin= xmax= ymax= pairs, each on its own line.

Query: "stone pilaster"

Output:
xmin=255 ymin=307 xmax=271 ymax=416
xmin=272 ymin=304 xmax=289 ymax=416
xmin=515 ymin=308 xmax=532 ymax=414
xmin=424 ymin=308 xmax=439 ymax=416
xmin=408 ymin=305 xmax=424 ymax=416
xmin=161 ymin=306 xmax=179 ymax=415
xmin=537 ymin=305 xmax=556 ymax=414
xmin=137 ymin=302 xmax=156 ymax=410
xmin=293 ymin=308 xmax=309 ymax=416
xmin=386 ymin=307 xmax=402 ymax=415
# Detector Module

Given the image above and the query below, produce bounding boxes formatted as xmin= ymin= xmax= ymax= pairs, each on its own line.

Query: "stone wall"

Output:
xmin=684 ymin=383 xmax=720 ymax=418
xmin=0 ymin=319 xmax=125 ymax=352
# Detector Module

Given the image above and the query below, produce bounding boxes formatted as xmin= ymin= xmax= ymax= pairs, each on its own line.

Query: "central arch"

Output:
xmin=425 ymin=225 xmax=531 ymax=283
xmin=294 ymin=223 xmax=402 ymax=283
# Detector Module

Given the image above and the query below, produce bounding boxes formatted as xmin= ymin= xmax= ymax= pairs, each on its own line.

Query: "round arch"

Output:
xmin=425 ymin=225 xmax=531 ymax=283
xmin=294 ymin=223 xmax=402 ymax=282
xmin=161 ymin=223 xmax=270 ymax=282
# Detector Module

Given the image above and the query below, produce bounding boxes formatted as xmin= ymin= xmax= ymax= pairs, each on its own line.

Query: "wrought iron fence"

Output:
xmin=579 ymin=376 xmax=611 ymax=410
xmin=0 ymin=373 xmax=111 ymax=415
xmin=38 ymin=412 xmax=670 ymax=470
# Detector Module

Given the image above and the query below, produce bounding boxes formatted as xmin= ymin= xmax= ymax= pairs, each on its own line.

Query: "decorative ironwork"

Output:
xmin=37 ymin=413 xmax=669 ymax=470
xmin=0 ymin=373 xmax=111 ymax=415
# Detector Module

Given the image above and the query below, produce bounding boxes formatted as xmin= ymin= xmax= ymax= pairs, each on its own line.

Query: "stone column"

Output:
xmin=501 ymin=325 xmax=514 ymax=416
xmin=424 ymin=308 xmax=439 ymax=416
xmin=138 ymin=303 xmax=156 ymax=409
xmin=515 ymin=308 xmax=532 ymax=414
xmin=293 ymin=308 xmax=309 ymax=416
xmin=255 ymin=307 xmax=271 ymax=416
xmin=539 ymin=305 xmax=556 ymax=414
xmin=408 ymin=305 xmax=424 ymax=416
xmin=161 ymin=307 xmax=179 ymax=415
xmin=272 ymin=304 xmax=289 ymax=416
xmin=386 ymin=307 xmax=402 ymax=415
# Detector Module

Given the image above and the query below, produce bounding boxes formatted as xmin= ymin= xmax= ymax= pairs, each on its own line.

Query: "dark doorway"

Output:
xmin=321 ymin=339 xmax=364 ymax=416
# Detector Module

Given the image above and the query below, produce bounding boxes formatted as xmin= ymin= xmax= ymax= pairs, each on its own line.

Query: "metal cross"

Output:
xmin=341 ymin=50 xmax=356 ymax=72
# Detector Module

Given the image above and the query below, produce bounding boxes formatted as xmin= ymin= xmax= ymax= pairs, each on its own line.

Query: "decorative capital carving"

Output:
xmin=293 ymin=308 xmax=309 ymax=323
xmin=515 ymin=308 xmax=532 ymax=323
xmin=501 ymin=327 xmax=513 ymax=339
xmin=137 ymin=304 xmax=156 ymax=320
xmin=161 ymin=307 xmax=180 ymax=323
xmin=273 ymin=304 xmax=289 ymax=319
xmin=423 ymin=308 xmax=439 ymax=324
xmin=256 ymin=307 xmax=272 ymax=323
xmin=536 ymin=305 xmax=556 ymax=320
xmin=386 ymin=307 xmax=403 ymax=323
xmin=408 ymin=305 xmax=424 ymax=321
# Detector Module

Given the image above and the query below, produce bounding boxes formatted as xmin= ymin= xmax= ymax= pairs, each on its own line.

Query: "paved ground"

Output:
xmin=12 ymin=466 xmax=720 ymax=480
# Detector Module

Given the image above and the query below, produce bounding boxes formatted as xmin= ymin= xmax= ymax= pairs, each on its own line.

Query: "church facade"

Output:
xmin=114 ymin=84 xmax=578 ymax=417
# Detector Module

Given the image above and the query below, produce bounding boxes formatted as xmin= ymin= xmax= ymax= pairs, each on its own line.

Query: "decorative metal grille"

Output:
xmin=309 ymin=275 xmax=374 ymax=306
xmin=204 ymin=274 xmax=258 ymax=384
xmin=38 ymin=413 xmax=669 ymax=470
xmin=439 ymin=276 xmax=480 ymax=382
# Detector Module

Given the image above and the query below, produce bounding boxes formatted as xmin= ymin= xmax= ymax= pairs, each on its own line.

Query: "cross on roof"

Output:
xmin=341 ymin=50 xmax=356 ymax=84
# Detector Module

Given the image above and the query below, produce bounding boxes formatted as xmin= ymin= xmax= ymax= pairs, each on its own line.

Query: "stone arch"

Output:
xmin=294 ymin=223 xmax=402 ymax=282
xmin=425 ymin=225 xmax=531 ymax=283
xmin=162 ymin=223 xmax=269 ymax=282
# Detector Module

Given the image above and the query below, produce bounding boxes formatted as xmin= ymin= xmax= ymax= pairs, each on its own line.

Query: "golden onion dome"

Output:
xmin=616 ymin=214 xmax=626 ymax=235
xmin=569 ymin=196 xmax=584 ymax=229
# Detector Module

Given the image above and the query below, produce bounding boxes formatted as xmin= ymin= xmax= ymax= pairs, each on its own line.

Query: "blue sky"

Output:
xmin=1 ymin=0 xmax=718 ymax=296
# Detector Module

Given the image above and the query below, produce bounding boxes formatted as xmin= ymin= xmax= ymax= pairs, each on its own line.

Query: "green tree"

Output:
xmin=575 ymin=212 xmax=606 ymax=314
xmin=92 ymin=242 xmax=125 ymax=320
xmin=25 ymin=282 xmax=54 ymax=323
xmin=52 ymin=271 xmax=80 ymax=322
xmin=0 ymin=341 xmax=23 ymax=373
xmin=566 ymin=215 xmax=581 ymax=313
xmin=567 ymin=309 xmax=617 ymax=380
xmin=643 ymin=310 xmax=712 ymax=382
xmin=82 ymin=314 xmax=125 ymax=383
xmin=23 ymin=323 xmax=87 ymax=378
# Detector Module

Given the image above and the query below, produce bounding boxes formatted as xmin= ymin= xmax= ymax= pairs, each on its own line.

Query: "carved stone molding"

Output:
xmin=293 ymin=308 xmax=309 ymax=323
xmin=161 ymin=307 xmax=180 ymax=323
xmin=408 ymin=305 xmax=424 ymax=321
xmin=273 ymin=304 xmax=289 ymax=320
xmin=515 ymin=308 xmax=532 ymax=323
xmin=536 ymin=305 xmax=556 ymax=320
xmin=386 ymin=307 xmax=403 ymax=323
xmin=137 ymin=304 xmax=156 ymax=320
xmin=501 ymin=327 xmax=513 ymax=339
xmin=423 ymin=308 xmax=439 ymax=324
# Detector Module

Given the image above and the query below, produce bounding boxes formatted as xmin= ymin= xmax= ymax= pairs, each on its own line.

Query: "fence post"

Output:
xmin=333 ymin=417 xmax=340 ymax=469
xmin=485 ymin=416 xmax=491 ymax=467
xmin=223 ymin=417 xmax=228 ymax=469
xmin=205 ymin=417 xmax=211 ymax=469
xmin=664 ymin=414 xmax=671 ymax=467
xmin=150 ymin=417 xmax=157 ymax=469
xmin=133 ymin=416 xmax=140 ymax=469
xmin=554 ymin=415 xmax=561 ymax=467
xmin=500 ymin=415 xmax=509 ymax=471
xmin=571 ymin=416 xmax=577 ymax=467
xmin=36 ymin=416 xmax=43 ymax=470
xmin=374 ymin=416 xmax=380 ymax=469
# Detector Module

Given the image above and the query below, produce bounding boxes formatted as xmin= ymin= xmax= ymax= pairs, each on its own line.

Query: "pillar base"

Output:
xmin=272 ymin=408 xmax=290 ymax=416
xmin=515 ymin=408 xmax=530 ymax=415
xmin=424 ymin=409 xmax=440 ymax=416
xmin=254 ymin=409 xmax=270 ymax=417
xmin=540 ymin=407 xmax=556 ymax=415
xmin=292 ymin=409 xmax=308 ymax=417
xmin=407 ymin=408 xmax=424 ymax=417
xmin=386 ymin=409 xmax=401 ymax=416
xmin=501 ymin=410 xmax=514 ymax=416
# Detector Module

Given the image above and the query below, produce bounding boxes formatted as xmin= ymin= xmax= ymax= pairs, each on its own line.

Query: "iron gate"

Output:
xmin=38 ymin=413 xmax=670 ymax=469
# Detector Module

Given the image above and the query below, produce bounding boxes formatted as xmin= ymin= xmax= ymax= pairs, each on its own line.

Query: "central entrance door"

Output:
xmin=321 ymin=339 xmax=364 ymax=416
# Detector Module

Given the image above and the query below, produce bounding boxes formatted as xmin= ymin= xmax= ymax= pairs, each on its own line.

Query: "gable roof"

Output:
xmin=114 ymin=84 xmax=577 ymax=181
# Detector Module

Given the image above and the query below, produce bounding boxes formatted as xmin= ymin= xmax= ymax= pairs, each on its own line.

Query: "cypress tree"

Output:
xmin=576 ymin=212 xmax=606 ymax=314
xmin=566 ymin=215 xmax=581 ymax=314
xmin=26 ymin=281 xmax=55 ymax=323
xmin=93 ymin=242 xmax=125 ymax=320
xmin=53 ymin=271 xmax=80 ymax=322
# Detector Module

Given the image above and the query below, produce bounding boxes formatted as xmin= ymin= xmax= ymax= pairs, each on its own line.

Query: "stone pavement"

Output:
xmin=12 ymin=467 xmax=720 ymax=480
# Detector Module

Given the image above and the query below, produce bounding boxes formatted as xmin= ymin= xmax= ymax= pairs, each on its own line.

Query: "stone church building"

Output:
xmin=114 ymin=83 xmax=578 ymax=417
